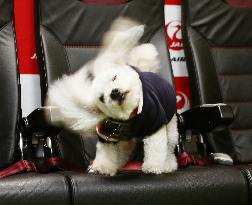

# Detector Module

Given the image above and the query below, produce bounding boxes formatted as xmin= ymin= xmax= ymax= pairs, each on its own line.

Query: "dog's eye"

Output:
xmin=99 ymin=94 xmax=104 ymax=103
xmin=112 ymin=75 xmax=117 ymax=82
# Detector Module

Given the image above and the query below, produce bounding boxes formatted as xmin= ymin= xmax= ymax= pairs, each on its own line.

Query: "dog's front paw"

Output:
xmin=91 ymin=160 xmax=118 ymax=176
xmin=142 ymin=160 xmax=177 ymax=174
xmin=142 ymin=162 xmax=166 ymax=175
xmin=163 ymin=158 xmax=178 ymax=173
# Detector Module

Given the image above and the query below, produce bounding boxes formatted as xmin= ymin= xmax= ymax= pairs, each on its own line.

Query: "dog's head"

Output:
xmin=91 ymin=61 xmax=143 ymax=121
xmin=88 ymin=18 xmax=147 ymax=121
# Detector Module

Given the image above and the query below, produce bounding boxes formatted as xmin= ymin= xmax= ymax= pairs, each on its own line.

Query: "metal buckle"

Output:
xmin=104 ymin=119 xmax=122 ymax=139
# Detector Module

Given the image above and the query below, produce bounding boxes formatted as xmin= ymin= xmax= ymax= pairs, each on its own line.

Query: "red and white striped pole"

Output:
xmin=164 ymin=0 xmax=191 ymax=113
xmin=14 ymin=0 xmax=41 ymax=117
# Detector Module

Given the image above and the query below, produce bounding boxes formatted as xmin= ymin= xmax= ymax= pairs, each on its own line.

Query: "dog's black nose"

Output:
xmin=110 ymin=89 xmax=122 ymax=101
xmin=111 ymin=88 xmax=129 ymax=105
xmin=110 ymin=89 xmax=129 ymax=104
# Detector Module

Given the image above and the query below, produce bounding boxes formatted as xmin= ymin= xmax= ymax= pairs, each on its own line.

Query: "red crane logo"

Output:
xmin=166 ymin=21 xmax=183 ymax=51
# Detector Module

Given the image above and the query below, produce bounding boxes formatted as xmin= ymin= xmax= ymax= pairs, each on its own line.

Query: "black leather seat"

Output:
xmin=0 ymin=1 xmax=72 ymax=204
xmin=182 ymin=0 xmax=252 ymax=202
xmin=0 ymin=0 xmax=252 ymax=205
xmin=59 ymin=166 xmax=248 ymax=205
xmin=0 ymin=173 xmax=70 ymax=205
xmin=0 ymin=0 xmax=19 ymax=170
xmin=182 ymin=0 xmax=252 ymax=164
xmin=33 ymin=0 xmax=251 ymax=204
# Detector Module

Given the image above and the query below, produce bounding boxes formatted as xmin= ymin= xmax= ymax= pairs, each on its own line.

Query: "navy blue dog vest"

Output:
xmin=132 ymin=71 xmax=177 ymax=138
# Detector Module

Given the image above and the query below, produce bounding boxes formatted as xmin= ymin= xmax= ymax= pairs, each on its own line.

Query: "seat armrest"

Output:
xmin=20 ymin=107 xmax=61 ymax=160
xmin=178 ymin=103 xmax=234 ymax=133
xmin=22 ymin=107 xmax=61 ymax=135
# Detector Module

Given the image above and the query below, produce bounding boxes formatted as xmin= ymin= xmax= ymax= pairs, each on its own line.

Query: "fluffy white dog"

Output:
xmin=46 ymin=18 xmax=178 ymax=176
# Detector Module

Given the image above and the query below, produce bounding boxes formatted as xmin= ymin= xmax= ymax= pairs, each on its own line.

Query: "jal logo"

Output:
xmin=166 ymin=20 xmax=183 ymax=51
xmin=176 ymin=91 xmax=190 ymax=113
xmin=171 ymin=56 xmax=186 ymax=62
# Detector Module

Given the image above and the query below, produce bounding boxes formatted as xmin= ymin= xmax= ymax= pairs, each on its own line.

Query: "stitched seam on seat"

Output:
xmin=80 ymin=0 xmax=131 ymax=6
xmin=239 ymin=168 xmax=251 ymax=205
xmin=0 ymin=21 xmax=12 ymax=32
xmin=54 ymin=135 xmax=63 ymax=158
xmin=230 ymin=128 xmax=252 ymax=131
xmin=36 ymin=1 xmax=48 ymax=100
xmin=227 ymin=101 xmax=252 ymax=104
xmin=185 ymin=28 xmax=202 ymax=104
xmin=64 ymin=175 xmax=75 ymax=205
xmin=64 ymin=45 xmax=102 ymax=48
xmin=39 ymin=35 xmax=48 ymax=92
xmin=11 ymin=0 xmax=21 ymax=164
xmin=40 ymin=25 xmax=71 ymax=74
xmin=79 ymin=134 xmax=90 ymax=167
xmin=219 ymin=73 xmax=252 ymax=77
xmin=209 ymin=49 xmax=224 ymax=102
xmin=212 ymin=46 xmax=252 ymax=49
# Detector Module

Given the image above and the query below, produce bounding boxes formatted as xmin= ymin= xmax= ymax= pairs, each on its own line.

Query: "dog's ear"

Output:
xmin=99 ymin=17 xmax=144 ymax=63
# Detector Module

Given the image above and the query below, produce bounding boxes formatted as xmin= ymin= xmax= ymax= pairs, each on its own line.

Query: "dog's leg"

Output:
xmin=163 ymin=115 xmax=178 ymax=173
xmin=142 ymin=115 xmax=178 ymax=174
xmin=117 ymin=139 xmax=136 ymax=168
xmin=92 ymin=140 xmax=136 ymax=175
xmin=142 ymin=125 xmax=169 ymax=174
xmin=92 ymin=141 xmax=120 ymax=176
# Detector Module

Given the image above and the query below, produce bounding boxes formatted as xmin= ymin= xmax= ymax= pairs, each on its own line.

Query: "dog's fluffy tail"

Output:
xmin=102 ymin=17 xmax=144 ymax=51
xmin=100 ymin=17 xmax=144 ymax=62
xmin=100 ymin=17 xmax=160 ymax=73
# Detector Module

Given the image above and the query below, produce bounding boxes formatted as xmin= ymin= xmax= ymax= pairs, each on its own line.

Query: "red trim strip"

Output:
xmin=64 ymin=45 xmax=102 ymax=48
xmin=84 ymin=0 xmax=126 ymax=5
xmin=165 ymin=0 xmax=182 ymax=5
xmin=14 ymin=0 xmax=39 ymax=74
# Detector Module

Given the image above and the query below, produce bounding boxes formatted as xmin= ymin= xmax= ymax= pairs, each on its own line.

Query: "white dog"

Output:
xmin=46 ymin=18 xmax=178 ymax=176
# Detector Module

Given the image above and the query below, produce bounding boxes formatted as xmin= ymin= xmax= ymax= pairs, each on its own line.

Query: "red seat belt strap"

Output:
xmin=0 ymin=157 xmax=86 ymax=179
xmin=39 ymin=157 xmax=86 ymax=173
xmin=0 ymin=160 xmax=37 ymax=179
xmin=178 ymin=151 xmax=209 ymax=168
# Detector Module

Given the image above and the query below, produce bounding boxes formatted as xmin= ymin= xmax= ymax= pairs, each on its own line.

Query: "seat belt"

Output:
xmin=178 ymin=151 xmax=209 ymax=168
xmin=0 ymin=160 xmax=37 ymax=179
xmin=0 ymin=157 xmax=86 ymax=179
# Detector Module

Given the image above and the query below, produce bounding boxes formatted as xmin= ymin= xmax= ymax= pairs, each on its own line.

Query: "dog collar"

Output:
xmin=129 ymin=107 xmax=139 ymax=119
xmin=96 ymin=119 xmax=132 ymax=143
xmin=96 ymin=107 xmax=139 ymax=143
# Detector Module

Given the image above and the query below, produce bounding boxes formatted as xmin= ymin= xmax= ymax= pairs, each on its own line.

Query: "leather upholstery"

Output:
xmin=0 ymin=0 xmax=252 ymax=205
xmin=0 ymin=173 xmax=70 ymax=205
xmin=182 ymin=0 xmax=252 ymax=163
xmin=0 ymin=166 xmax=249 ymax=205
xmin=61 ymin=166 xmax=248 ymax=205
xmin=35 ymin=0 xmax=173 ymax=98
xmin=239 ymin=165 xmax=252 ymax=203
xmin=0 ymin=0 xmax=20 ymax=169
xmin=35 ymin=0 xmax=173 ymax=164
